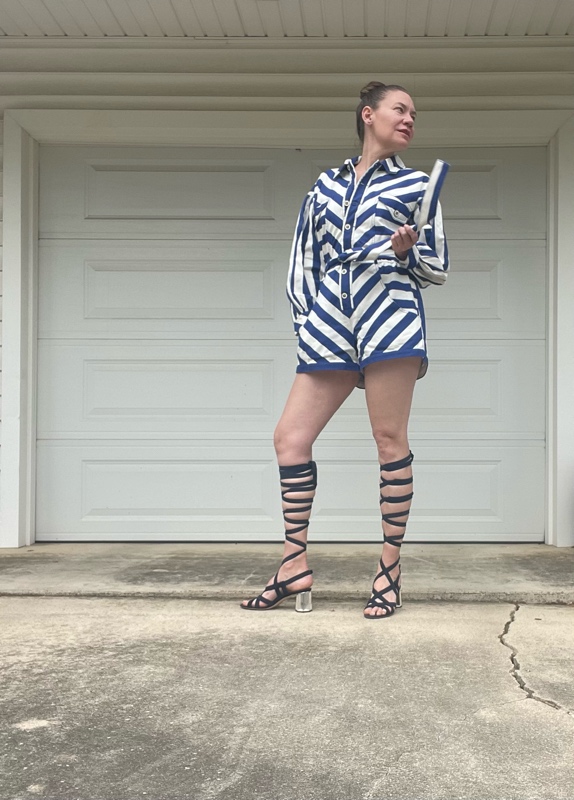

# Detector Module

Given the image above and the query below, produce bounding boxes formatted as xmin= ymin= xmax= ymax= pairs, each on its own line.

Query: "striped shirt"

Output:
xmin=287 ymin=154 xmax=449 ymax=333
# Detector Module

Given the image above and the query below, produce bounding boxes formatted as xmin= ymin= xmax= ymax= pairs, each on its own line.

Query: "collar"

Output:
xmin=333 ymin=154 xmax=406 ymax=177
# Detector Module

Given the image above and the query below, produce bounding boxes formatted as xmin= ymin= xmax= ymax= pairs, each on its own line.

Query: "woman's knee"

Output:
xmin=273 ymin=423 xmax=313 ymax=464
xmin=371 ymin=428 xmax=409 ymax=465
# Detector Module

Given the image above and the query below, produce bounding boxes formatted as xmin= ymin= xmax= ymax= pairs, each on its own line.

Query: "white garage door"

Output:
xmin=36 ymin=145 xmax=546 ymax=542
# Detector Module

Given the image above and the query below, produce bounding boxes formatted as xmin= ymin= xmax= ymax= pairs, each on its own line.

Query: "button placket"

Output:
xmin=340 ymin=263 xmax=352 ymax=312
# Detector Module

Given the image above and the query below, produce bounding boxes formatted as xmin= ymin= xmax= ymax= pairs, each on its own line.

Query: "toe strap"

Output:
xmin=364 ymin=558 xmax=400 ymax=616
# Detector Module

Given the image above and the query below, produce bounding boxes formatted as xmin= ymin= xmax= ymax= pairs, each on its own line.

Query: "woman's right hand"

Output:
xmin=391 ymin=225 xmax=418 ymax=260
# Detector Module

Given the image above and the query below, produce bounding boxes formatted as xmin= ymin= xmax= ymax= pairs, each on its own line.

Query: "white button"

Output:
xmin=344 ymin=200 xmax=350 ymax=207
xmin=392 ymin=209 xmax=400 ymax=218
xmin=342 ymin=268 xmax=347 ymax=274
xmin=345 ymin=223 xmax=351 ymax=230
xmin=342 ymin=293 xmax=348 ymax=298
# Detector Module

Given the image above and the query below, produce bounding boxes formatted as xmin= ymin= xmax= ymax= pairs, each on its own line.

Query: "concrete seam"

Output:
xmin=499 ymin=603 xmax=573 ymax=717
xmin=1 ymin=590 xmax=574 ymax=604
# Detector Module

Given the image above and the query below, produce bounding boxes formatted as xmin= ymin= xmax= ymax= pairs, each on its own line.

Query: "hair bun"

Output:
xmin=360 ymin=81 xmax=386 ymax=99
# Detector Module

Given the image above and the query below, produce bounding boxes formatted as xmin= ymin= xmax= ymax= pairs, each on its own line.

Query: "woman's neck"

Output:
xmin=355 ymin=148 xmax=394 ymax=179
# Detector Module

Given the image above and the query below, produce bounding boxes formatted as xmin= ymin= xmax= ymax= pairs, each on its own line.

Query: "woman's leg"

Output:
xmin=241 ymin=370 xmax=358 ymax=609
xmin=363 ymin=357 xmax=420 ymax=618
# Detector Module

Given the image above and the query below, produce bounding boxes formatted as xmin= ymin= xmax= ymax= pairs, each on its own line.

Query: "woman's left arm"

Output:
xmin=392 ymin=201 xmax=449 ymax=288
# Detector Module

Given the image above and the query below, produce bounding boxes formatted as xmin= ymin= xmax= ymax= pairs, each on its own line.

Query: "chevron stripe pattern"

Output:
xmin=287 ymin=154 xmax=449 ymax=378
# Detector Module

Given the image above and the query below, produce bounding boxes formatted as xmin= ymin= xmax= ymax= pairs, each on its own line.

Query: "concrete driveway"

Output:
xmin=1 ymin=597 xmax=573 ymax=800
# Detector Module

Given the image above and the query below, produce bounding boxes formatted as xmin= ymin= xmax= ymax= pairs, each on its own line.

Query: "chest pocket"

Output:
xmin=313 ymin=199 xmax=329 ymax=232
xmin=379 ymin=198 xmax=416 ymax=228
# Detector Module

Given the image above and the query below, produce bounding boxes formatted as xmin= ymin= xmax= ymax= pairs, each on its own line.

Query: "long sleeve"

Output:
xmin=286 ymin=189 xmax=322 ymax=334
xmin=400 ymin=201 xmax=449 ymax=288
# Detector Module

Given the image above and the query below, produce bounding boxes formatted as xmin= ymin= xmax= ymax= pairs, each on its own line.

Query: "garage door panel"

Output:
xmin=410 ymin=147 xmax=546 ymax=239
xmin=38 ymin=341 xmax=543 ymax=437
xmin=38 ymin=240 xmax=545 ymax=340
xmin=39 ymin=242 xmax=293 ymax=337
xmin=424 ymin=241 xmax=545 ymax=336
xmin=329 ymin=342 xmax=545 ymax=436
xmin=35 ymin=443 xmax=544 ymax=541
xmin=39 ymin=146 xmax=310 ymax=239
xmin=410 ymin=342 xmax=545 ymax=434
xmin=37 ymin=342 xmax=296 ymax=436
xmin=84 ymin=159 xmax=275 ymax=221
xmin=313 ymin=444 xmax=545 ymax=540
xmin=36 ymin=444 xmax=280 ymax=537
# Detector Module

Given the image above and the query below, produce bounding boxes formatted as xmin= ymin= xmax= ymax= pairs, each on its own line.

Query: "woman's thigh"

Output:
xmin=274 ymin=371 xmax=359 ymax=463
xmin=363 ymin=358 xmax=421 ymax=457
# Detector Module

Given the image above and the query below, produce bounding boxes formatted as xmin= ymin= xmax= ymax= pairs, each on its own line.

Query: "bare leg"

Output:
xmin=363 ymin=357 xmax=420 ymax=618
xmin=241 ymin=370 xmax=358 ymax=608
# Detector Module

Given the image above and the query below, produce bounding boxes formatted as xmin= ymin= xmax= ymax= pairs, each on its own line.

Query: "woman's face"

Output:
xmin=363 ymin=90 xmax=416 ymax=153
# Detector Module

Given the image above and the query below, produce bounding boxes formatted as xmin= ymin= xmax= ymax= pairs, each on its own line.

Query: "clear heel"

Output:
xmin=295 ymin=590 xmax=313 ymax=613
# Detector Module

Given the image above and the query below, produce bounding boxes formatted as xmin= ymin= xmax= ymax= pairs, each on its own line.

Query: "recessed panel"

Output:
xmin=435 ymin=163 xmax=499 ymax=220
xmin=85 ymin=161 xmax=274 ymax=220
xmin=34 ymin=442 xmax=545 ymax=540
xmin=426 ymin=259 xmax=500 ymax=318
xmin=84 ymin=359 xmax=274 ymax=417
xmin=35 ymin=443 xmax=283 ymax=536
xmin=310 ymin=442 xmax=544 ymax=539
xmin=314 ymin=460 xmax=500 ymax=523
xmin=85 ymin=258 xmax=274 ymax=319
xmin=39 ymin=242 xmax=293 ymax=336
xmin=414 ymin=360 xmax=500 ymax=417
xmin=329 ymin=343 xmax=544 ymax=435
xmin=423 ymin=241 xmax=545 ymax=336
xmin=81 ymin=460 xmax=274 ymax=521
xmin=39 ymin=145 xmax=311 ymax=238
xmin=37 ymin=342 xmax=294 ymax=435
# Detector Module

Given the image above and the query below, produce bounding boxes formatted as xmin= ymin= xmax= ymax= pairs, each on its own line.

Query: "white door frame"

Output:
xmin=2 ymin=107 xmax=573 ymax=547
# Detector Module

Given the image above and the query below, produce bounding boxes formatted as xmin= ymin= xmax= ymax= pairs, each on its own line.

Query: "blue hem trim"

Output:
xmin=360 ymin=350 xmax=427 ymax=370
xmin=296 ymin=362 xmax=360 ymax=374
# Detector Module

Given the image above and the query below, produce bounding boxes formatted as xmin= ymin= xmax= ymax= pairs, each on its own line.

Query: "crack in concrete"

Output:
xmin=499 ymin=603 xmax=573 ymax=717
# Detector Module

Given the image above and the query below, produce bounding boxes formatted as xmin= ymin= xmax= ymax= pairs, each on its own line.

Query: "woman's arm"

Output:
xmin=286 ymin=189 xmax=322 ymax=334
xmin=394 ymin=201 xmax=449 ymax=288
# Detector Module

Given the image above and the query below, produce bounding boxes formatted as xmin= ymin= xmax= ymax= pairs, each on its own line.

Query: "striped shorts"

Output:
xmin=296 ymin=260 xmax=428 ymax=380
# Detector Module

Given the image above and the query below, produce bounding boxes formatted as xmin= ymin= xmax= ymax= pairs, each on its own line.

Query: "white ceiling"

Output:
xmin=0 ymin=0 xmax=573 ymax=39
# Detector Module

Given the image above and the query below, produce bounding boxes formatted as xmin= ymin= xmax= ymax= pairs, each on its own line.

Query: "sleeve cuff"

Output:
xmin=397 ymin=246 xmax=419 ymax=269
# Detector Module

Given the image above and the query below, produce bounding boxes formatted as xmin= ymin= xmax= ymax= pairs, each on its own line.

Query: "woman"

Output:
xmin=241 ymin=82 xmax=449 ymax=619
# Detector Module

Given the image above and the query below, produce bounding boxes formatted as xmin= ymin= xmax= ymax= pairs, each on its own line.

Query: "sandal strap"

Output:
xmin=365 ymin=558 xmax=401 ymax=614
xmin=246 ymin=569 xmax=314 ymax=609
xmin=244 ymin=461 xmax=317 ymax=609
xmin=280 ymin=461 xmax=316 ymax=566
xmin=380 ymin=451 xmax=413 ymax=545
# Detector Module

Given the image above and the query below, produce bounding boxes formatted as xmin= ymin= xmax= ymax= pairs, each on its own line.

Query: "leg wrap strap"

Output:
xmin=279 ymin=460 xmax=317 ymax=565
xmin=380 ymin=451 xmax=413 ymax=548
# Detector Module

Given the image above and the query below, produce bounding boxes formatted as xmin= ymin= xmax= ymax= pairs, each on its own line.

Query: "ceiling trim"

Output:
xmin=1 ymin=95 xmax=572 ymax=116
xmin=0 ymin=35 xmax=572 ymax=50
xmin=6 ymin=108 xmax=572 ymax=148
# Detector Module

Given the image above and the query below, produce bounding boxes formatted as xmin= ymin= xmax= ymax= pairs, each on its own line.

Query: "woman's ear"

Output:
xmin=362 ymin=107 xmax=373 ymax=126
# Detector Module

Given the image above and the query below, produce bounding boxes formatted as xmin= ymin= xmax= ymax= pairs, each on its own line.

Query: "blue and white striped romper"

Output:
xmin=287 ymin=154 xmax=449 ymax=380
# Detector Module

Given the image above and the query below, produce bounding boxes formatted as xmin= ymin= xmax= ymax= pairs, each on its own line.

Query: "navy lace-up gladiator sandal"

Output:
xmin=241 ymin=461 xmax=316 ymax=612
xmin=364 ymin=452 xmax=414 ymax=619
